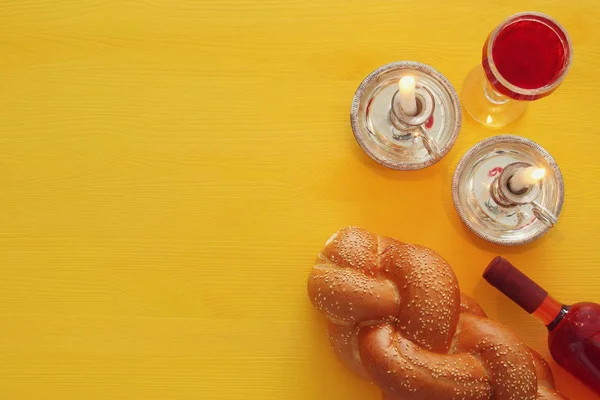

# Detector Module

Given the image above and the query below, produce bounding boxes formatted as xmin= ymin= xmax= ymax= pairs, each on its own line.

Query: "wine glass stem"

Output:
xmin=484 ymin=79 xmax=509 ymax=104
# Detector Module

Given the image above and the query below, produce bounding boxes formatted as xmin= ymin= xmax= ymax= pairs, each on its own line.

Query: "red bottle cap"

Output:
xmin=483 ymin=256 xmax=548 ymax=314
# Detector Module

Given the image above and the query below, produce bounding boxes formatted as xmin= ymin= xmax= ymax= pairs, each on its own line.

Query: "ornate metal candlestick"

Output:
xmin=453 ymin=135 xmax=564 ymax=245
xmin=351 ymin=61 xmax=461 ymax=170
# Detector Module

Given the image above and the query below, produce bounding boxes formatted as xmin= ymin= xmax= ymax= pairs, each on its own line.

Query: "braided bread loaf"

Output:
xmin=307 ymin=227 xmax=567 ymax=400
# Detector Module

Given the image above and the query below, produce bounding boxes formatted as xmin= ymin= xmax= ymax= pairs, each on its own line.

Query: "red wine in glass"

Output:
xmin=484 ymin=257 xmax=600 ymax=395
xmin=482 ymin=13 xmax=573 ymax=100
xmin=462 ymin=12 xmax=573 ymax=127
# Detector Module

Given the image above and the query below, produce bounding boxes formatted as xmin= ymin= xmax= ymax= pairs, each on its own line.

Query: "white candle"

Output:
xmin=508 ymin=166 xmax=546 ymax=193
xmin=398 ymin=76 xmax=418 ymax=116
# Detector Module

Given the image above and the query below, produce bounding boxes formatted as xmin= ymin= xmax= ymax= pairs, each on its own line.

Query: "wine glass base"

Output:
xmin=462 ymin=66 xmax=527 ymax=128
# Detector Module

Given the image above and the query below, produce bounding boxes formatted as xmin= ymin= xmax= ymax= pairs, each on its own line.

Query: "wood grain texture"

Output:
xmin=0 ymin=0 xmax=599 ymax=399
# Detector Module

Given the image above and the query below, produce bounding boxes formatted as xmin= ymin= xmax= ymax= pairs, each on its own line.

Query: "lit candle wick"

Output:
xmin=509 ymin=166 xmax=546 ymax=193
xmin=398 ymin=76 xmax=418 ymax=116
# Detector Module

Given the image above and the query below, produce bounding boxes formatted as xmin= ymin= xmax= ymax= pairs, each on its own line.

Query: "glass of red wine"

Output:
xmin=462 ymin=12 xmax=573 ymax=128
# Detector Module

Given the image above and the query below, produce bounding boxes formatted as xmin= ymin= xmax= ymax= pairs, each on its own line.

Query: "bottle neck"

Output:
xmin=532 ymin=294 xmax=569 ymax=331
xmin=484 ymin=258 xmax=571 ymax=331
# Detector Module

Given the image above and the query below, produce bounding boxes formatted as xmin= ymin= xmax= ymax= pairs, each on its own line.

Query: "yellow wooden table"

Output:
xmin=1 ymin=1 xmax=599 ymax=399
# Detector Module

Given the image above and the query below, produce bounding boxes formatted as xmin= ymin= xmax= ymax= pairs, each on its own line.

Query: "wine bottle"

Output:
xmin=483 ymin=256 xmax=600 ymax=394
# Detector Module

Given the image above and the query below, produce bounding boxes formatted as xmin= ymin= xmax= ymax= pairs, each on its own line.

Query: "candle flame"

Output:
xmin=399 ymin=76 xmax=416 ymax=92
xmin=531 ymin=168 xmax=546 ymax=181
xmin=486 ymin=115 xmax=493 ymax=124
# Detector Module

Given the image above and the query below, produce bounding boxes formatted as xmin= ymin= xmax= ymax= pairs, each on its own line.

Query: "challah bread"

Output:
xmin=307 ymin=227 xmax=567 ymax=400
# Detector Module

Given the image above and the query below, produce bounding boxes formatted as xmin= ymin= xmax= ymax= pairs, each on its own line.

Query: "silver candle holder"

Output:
xmin=351 ymin=61 xmax=462 ymax=170
xmin=452 ymin=135 xmax=564 ymax=246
